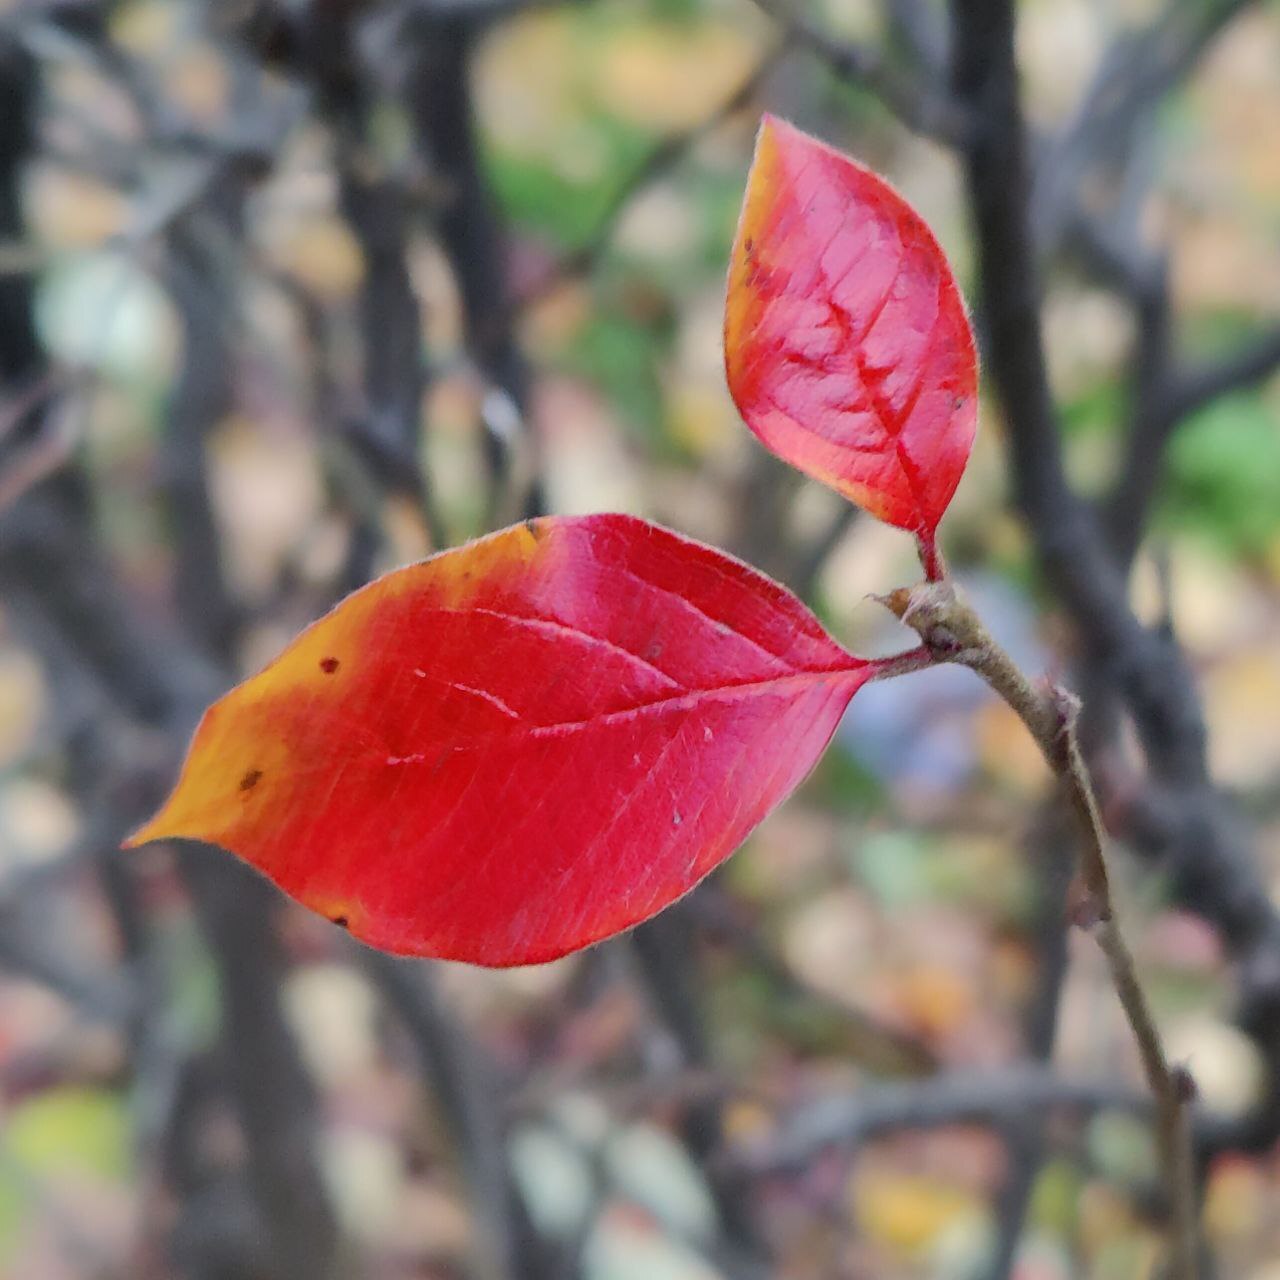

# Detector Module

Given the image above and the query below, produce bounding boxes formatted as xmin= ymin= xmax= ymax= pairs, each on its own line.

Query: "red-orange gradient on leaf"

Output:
xmin=725 ymin=115 xmax=977 ymax=560
xmin=125 ymin=515 xmax=871 ymax=966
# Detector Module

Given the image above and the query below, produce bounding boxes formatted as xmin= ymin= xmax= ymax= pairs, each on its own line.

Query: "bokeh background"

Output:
xmin=0 ymin=0 xmax=1278 ymax=1277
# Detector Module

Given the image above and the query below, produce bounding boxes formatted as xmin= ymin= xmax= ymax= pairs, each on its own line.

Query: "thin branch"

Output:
xmin=361 ymin=951 xmax=546 ymax=1280
xmin=161 ymin=208 xmax=246 ymax=659
xmin=1025 ymin=0 xmax=1269 ymax=584
xmin=0 ymin=44 xmax=341 ymax=1256
xmin=1157 ymin=324 xmax=1280 ymax=424
xmin=944 ymin=0 xmax=1280 ymax=934
xmin=881 ymin=0 xmax=948 ymax=73
xmin=406 ymin=11 xmax=542 ymax=522
xmin=884 ymin=578 xmax=1199 ymax=1279
xmin=737 ymin=1063 xmax=1156 ymax=1175
xmin=0 ymin=367 xmax=85 ymax=441
xmin=986 ymin=806 xmax=1074 ymax=1280
xmin=516 ymin=41 xmax=789 ymax=312
xmin=398 ymin=0 xmax=584 ymax=25
xmin=1033 ymin=0 xmax=1257 ymax=253
xmin=182 ymin=851 xmax=343 ymax=1280
xmin=950 ymin=0 xmax=1192 ymax=768
xmin=0 ymin=399 xmax=79 ymax=513
xmin=0 ymin=490 xmax=341 ymax=1280
xmin=630 ymin=902 xmax=773 ymax=1275
xmin=793 ymin=504 xmax=859 ymax=602
xmin=746 ymin=0 xmax=973 ymax=145
xmin=687 ymin=885 xmax=938 ymax=1076
xmin=939 ymin=17 xmax=1280 ymax=1195
xmin=296 ymin=0 xmax=451 ymax=559
xmin=0 ymin=905 xmax=135 ymax=1021
xmin=1105 ymin=323 xmax=1280 ymax=564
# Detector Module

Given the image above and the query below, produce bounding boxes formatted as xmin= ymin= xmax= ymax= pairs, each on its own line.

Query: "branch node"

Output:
xmin=1049 ymin=684 xmax=1083 ymax=735
xmin=1172 ymin=1064 xmax=1198 ymax=1106
xmin=1067 ymin=889 xmax=1105 ymax=933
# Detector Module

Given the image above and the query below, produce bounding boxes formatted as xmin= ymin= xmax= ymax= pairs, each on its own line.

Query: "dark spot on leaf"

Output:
xmin=320 ymin=656 xmax=340 ymax=674
xmin=239 ymin=768 xmax=263 ymax=793
xmin=330 ymin=914 xmax=349 ymax=929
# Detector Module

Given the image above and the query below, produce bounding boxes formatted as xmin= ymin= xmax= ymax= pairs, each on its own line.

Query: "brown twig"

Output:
xmin=944 ymin=0 xmax=1280 ymax=1202
xmin=1032 ymin=0 xmax=1257 ymax=253
xmin=746 ymin=0 xmax=973 ymax=145
xmin=361 ymin=950 xmax=548 ymax=1280
xmin=405 ymin=10 xmax=542 ymax=523
xmin=882 ymin=579 xmax=1199 ymax=1279
xmin=630 ymin=905 xmax=773 ymax=1275
xmin=1105 ymin=321 xmax=1280 ymax=566
xmin=986 ymin=802 xmax=1074 ymax=1279
xmin=514 ymin=39 xmax=789 ymax=315
xmin=737 ymin=1062 xmax=1161 ymax=1175
xmin=298 ymin=0 xmax=451 ymax=561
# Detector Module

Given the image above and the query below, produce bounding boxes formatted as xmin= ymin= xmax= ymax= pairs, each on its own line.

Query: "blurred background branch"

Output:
xmin=0 ymin=0 xmax=1277 ymax=1277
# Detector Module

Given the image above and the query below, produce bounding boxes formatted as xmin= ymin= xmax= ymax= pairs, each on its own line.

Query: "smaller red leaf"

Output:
xmin=125 ymin=515 xmax=872 ymax=966
xmin=725 ymin=115 xmax=977 ymax=559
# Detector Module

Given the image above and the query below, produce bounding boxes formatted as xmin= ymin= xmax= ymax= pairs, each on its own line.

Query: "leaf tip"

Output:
xmin=120 ymin=813 xmax=171 ymax=850
xmin=756 ymin=110 xmax=783 ymax=141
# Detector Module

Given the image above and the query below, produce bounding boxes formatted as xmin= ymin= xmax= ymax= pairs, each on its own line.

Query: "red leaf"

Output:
xmin=725 ymin=115 xmax=977 ymax=568
xmin=125 ymin=515 xmax=871 ymax=965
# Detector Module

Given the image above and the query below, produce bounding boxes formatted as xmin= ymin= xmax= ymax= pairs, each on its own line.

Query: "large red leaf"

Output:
xmin=126 ymin=515 xmax=871 ymax=966
xmin=725 ymin=115 xmax=977 ymax=571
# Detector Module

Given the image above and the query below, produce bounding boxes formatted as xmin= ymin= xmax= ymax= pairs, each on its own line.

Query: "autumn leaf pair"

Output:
xmin=127 ymin=116 xmax=978 ymax=966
